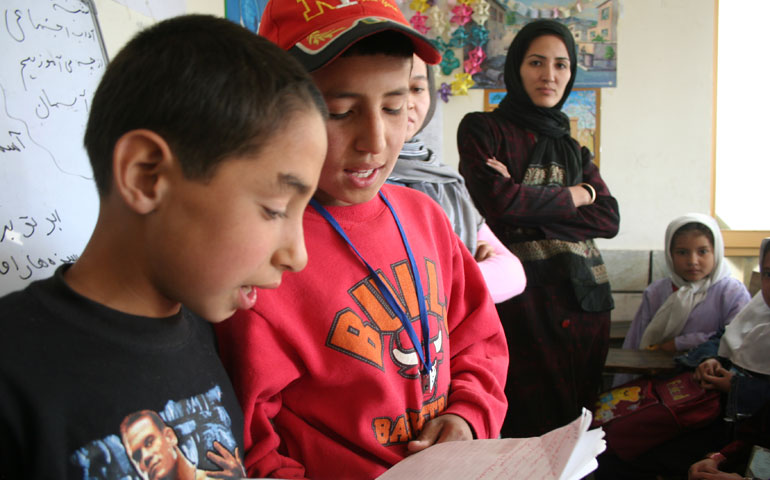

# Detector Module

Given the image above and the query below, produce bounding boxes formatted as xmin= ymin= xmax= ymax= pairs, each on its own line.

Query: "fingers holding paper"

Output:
xmin=406 ymin=413 xmax=473 ymax=454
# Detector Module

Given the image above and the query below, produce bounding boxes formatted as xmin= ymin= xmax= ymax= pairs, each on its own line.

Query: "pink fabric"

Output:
xmin=475 ymin=222 xmax=526 ymax=303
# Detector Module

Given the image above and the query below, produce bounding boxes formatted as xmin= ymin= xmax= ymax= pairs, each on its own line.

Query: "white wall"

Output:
xmin=93 ymin=0 xmax=223 ymax=58
xmin=440 ymin=0 xmax=716 ymax=251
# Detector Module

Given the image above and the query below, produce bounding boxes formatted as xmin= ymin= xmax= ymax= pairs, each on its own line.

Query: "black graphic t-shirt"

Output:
xmin=0 ymin=266 xmax=245 ymax=479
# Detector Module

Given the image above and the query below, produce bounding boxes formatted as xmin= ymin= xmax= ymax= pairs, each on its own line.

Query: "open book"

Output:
xmin=376 ymin=408 xmax=606 ymax=480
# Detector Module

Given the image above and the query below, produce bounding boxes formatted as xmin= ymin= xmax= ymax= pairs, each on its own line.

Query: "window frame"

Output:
xmin=712 ymin=0 xmax=769 ymax=256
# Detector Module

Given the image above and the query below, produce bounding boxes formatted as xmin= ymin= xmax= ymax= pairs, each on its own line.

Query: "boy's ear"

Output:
xmin=112 ymin=129 xmax=175 ymax=214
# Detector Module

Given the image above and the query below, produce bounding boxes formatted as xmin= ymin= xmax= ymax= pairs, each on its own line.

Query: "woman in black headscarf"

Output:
xmin=457 ymin=19 xmax=620 ymax=438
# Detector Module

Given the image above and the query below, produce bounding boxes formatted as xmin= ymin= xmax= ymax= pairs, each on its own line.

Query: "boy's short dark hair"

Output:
xmin=671 ymin=222 xmax=715 ymax=249
xmin=339 ymin=30 xmax=415 ymax=60
xmin=84 ymin=14 xmax=326 ymax=196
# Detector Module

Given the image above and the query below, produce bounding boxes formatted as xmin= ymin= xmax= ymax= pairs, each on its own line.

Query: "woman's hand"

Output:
xmin=486 ymin=157 xmax=510 ymax=178
xmin=406 ymin=414 xmax=473 ymax=454
xmin=474 ymin=240 xmax=495 ymax=262
xmin=568 ymin=185 xmax=592 ymax=207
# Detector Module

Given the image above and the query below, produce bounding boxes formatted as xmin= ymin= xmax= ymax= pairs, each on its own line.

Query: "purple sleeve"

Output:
xmin=622 ymin=283 xmax=664 ymax=351
xmin=475 ymin=222 xmax=526 ymax=303
xmin=674 ymin=278 xmax=751 ymax=351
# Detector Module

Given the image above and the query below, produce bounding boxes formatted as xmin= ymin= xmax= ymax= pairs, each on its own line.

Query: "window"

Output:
xmin=714 ymin=0 xmax=770 ymax=254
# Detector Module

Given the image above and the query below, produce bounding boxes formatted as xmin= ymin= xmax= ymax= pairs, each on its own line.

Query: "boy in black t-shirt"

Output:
xmin=0 ymin=14 xmax=327 ymax=478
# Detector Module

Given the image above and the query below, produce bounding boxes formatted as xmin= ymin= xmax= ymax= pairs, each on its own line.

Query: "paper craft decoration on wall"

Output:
xmin=397 ymin=0 xmax=619 ymax=103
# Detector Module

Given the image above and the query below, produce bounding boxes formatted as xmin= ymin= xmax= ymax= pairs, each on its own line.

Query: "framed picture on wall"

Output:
xmin=483 ymin=87 xmax=601 ymax=167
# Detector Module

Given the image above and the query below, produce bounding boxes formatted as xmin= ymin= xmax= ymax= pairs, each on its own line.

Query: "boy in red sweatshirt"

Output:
xmin=216 ymin=2 xmax=509 ymax=479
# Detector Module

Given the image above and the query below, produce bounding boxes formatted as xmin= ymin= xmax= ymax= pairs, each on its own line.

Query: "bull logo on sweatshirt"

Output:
xmin=326 ymin=258 xmax=447 ymax=388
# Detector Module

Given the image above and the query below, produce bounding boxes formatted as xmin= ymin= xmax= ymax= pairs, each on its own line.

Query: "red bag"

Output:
xmin=591 ymin=372 xmax=722 ymax=460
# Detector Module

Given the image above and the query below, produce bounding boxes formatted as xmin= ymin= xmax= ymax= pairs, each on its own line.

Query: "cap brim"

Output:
xmin=288 ymin=17 xmax=441 ymax=72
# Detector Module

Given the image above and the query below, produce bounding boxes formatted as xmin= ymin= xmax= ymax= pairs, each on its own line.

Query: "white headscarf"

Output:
xmin=640 ymin=213 xmax=732 ymax=348
xmin=717 ymin=238 xmax=770 ymax=375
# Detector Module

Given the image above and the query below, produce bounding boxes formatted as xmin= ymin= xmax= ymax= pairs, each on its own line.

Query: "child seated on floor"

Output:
xmin=615 ymin=213 xmax=750 ymax=386
xmin=388 ymin=54 xmax=526 ymax=303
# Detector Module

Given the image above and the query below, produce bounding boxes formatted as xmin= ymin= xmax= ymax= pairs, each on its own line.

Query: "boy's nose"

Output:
xmin=274 ymin=225 xmax=309 ymax=273
xmin=356 ymin=111 xmax=386 ymax=154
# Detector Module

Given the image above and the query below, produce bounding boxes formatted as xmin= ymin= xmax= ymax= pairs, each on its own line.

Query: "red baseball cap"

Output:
xmin=259 ymin=0 xmax=441 ymax=72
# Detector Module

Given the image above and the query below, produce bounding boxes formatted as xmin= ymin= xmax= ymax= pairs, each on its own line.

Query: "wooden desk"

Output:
xmin=603 ymin=348 xmax=677 ymax=375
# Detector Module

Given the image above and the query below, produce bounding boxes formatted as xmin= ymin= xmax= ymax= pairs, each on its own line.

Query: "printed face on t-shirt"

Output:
xmin=123 ymin=416 xmax=179 ymax=480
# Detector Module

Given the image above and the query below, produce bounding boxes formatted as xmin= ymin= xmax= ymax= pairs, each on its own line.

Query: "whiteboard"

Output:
xmin=0 ymin=0 xmax=106 ymax=295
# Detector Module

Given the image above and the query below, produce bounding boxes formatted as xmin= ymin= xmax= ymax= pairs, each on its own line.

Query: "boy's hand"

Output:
xmin=694 ymin=358 xmax=721 ymax=386
xmin=474 ymin=240 xmax=495 ymax=262
xmin=407 ymin=414 xmax=473 ymax=454
xmin=687 ymin=458 xmax=743 ymax=479
xmin=701 ymin=365 xmax=733 ymax=393
xmin=688 ymin=457 xmax=742 ymax=479
xmin=688 ymin=457 xmax=719 ymax=479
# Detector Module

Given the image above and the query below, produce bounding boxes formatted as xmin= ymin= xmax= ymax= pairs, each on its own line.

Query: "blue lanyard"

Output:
xmin=309 ymin=192 xmax=433 ymax=380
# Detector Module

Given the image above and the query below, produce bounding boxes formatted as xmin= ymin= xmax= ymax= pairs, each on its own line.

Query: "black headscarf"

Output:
xmin=496 ymin=19 xmax=582 ymax=186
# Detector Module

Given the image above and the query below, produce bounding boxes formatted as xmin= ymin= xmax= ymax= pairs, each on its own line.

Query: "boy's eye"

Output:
xmin=384 ymin=106 xmax=403 ymax=115
xmin=410 ymin=87 xmax=425 ymax=94
xmin=329 ymin=111 xmax=351 ymax=120
xmin=262 ymin=206 xmax=287 ymax=220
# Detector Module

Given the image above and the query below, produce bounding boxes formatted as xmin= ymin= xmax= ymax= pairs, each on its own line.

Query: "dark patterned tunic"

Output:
xmin=457 ymin=110 xmax=620 ymax=437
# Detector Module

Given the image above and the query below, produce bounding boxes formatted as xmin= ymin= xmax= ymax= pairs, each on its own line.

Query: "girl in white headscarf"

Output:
xmin=624 ymin=214 xmax=750 ymax=354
